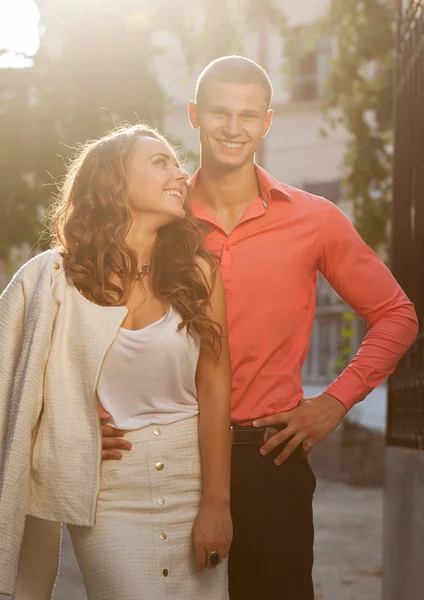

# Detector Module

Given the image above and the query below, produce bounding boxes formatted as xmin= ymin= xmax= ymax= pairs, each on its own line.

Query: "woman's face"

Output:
xmin=126 ymin=136 xmax=189 ymax=225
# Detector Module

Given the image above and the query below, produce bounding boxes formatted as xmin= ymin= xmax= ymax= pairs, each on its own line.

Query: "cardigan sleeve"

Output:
xmin=0 ymin=269 xmax=26 ymax=465
xmin=0 ymin=255 xmax=58 ymax=596
xmin=0 ymin=270 xmax=28 ymax=594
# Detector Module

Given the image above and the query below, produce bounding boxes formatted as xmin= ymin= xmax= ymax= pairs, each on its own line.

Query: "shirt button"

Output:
xmin=157 ymin=497 xmax=165 ymax=506
xmin=53 ymin=262 xmax=60 ymax=270
xmin=262 ymin=199 xmax=269 ymax=209
xmin=155 ymin=462 xmax=164 ymax=471
xmin=160 ymin=532 xmax=167 ymax=540
xmin=153 ymin=428 xmax=161 ymax=436
xmin=162 ymin=568 xmax=169 ymax=577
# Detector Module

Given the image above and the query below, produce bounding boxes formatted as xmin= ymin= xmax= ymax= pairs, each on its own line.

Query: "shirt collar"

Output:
xmin=254 ymin=164 xmax=294 ymax=206
xmin=190 ymin=164 xmax=294 ymax=208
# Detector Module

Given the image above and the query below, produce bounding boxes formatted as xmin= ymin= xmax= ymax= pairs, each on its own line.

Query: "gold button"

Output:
xmin=153 ymin=428 xmax=161 ymax=436
xmin=160 ymin=532 xmax=167 ymax=540
xmin=53 ymin=262 xmax=60 ymax=270
xmin=162 ymin=568 xmax=169 ymax=577
xmin=155 ymin=462 xmax=164 ymax=471
xmin=157 ymin=497 xmax=165 ymax=506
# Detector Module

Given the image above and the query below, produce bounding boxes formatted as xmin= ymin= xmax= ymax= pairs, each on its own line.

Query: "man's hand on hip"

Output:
xmin=252 ymin=393 xmax=347 ymax=466
xmin=97 ymin=404 xmax=132 ymax=461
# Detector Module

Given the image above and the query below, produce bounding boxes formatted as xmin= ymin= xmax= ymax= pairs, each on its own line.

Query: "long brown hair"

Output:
xmin=51 ymin=123 xmax=221 ymax=353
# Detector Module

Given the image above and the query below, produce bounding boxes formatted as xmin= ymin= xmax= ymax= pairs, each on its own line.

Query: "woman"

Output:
xmin=0 ymin=124 xmax=232 ymax=599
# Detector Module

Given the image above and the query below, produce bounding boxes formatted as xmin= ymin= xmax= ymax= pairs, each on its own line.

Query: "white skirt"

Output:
xmin=68 ymin=416 xmax=228 ymax=600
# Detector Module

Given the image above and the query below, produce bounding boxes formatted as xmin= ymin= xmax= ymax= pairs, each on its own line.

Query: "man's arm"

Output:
xmin=319 ymin=201 xmax=418 ymax=408
xmin=255 ymin=200 xmax=418 ymax=464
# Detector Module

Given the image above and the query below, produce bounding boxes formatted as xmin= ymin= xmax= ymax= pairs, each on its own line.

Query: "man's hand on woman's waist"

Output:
xmin=97 ymin=404 xmax=132 ymax=461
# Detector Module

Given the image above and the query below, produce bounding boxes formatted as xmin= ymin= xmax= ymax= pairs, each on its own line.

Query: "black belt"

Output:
xmin=231 ymin=424 xmax=287 ymax=446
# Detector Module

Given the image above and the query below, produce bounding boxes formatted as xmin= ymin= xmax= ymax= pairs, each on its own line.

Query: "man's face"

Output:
xmin=189 ymin=80 xmax=273 ymax=170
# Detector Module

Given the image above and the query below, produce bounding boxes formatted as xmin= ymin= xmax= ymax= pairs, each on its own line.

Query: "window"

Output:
xmin=291 ymin=37 xmax=332 ymax=102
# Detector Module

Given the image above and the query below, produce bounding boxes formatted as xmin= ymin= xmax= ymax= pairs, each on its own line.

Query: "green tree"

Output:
xmin=326 ymin=0 xmax=395 ymax=254
xmin=0 ymin=0 xmax=166 ymax=257
xmin=283 ymin=0 xmax=394 ymax=253
xmin=0 ymin=0 xmax=288 ymax=258
xmin=0 ymin=66 xmax=45 ymax=255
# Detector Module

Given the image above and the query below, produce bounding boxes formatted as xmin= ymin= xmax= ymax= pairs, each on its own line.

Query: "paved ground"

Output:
xmin=313 ymin=480 xmax=382 ymax=600
xmin=1 ymin=479 xmax=383 ymax=599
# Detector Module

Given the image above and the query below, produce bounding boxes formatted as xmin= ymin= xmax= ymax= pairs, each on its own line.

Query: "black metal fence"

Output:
xmin=387 ymin=0 xmax=424 ymax=448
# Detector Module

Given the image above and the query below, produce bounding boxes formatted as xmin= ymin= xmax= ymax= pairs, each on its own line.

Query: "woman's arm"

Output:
xmin=192 ymin=258 xmax=232 ymax=572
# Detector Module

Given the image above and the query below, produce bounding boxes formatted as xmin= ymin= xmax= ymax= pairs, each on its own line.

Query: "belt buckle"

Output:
xmin=263 ymin=427 xmax=279 ymax=443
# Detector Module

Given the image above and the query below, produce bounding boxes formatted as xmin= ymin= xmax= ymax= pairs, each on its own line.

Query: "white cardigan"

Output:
xmin=0 ymin=250 xmax=129 ymax=596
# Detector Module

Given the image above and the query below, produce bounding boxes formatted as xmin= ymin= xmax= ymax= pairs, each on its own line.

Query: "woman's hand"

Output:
xmin=192 ymin=501 xmax=233 ymax=572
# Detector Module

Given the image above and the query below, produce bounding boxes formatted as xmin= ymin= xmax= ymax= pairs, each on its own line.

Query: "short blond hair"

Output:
xmin=195 ymin=55 xmax=273 ymax=108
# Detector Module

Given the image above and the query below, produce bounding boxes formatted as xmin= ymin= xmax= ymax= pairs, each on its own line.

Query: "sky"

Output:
xmin=0 ymin=0 xmax=40 ymax=67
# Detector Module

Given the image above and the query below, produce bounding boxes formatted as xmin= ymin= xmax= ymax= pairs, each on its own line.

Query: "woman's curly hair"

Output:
xmin=51 ymin=123 xmax=221 ymax=354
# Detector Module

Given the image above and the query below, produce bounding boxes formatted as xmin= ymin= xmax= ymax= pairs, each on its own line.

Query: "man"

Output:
xmin=101 ymin=56 xmax=418 ymax=598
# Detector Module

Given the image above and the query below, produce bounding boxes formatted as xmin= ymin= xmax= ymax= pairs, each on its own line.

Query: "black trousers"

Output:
xmin=228 ymin=443 xmax=316 ymax=599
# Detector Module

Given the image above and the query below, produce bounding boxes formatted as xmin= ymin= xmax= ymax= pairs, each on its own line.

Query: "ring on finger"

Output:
xmin=208 ymin=550 xmax=220 ymax=567
xmin=302 ymin=439 xmax=313 ymax=450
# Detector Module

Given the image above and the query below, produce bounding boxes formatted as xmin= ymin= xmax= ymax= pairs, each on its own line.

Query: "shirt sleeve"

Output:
xmin=317 ymin=200 xmax=419 ymax=410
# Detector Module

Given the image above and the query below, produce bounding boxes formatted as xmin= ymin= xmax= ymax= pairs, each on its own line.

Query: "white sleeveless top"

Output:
xmin=97 ymin=306 xmax=201 ymax=430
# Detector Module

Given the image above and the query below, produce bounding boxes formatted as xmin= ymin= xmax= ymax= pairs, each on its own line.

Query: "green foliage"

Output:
xmin=326 ymin=0 xmax=395 ymax=254
xmin=0 ymin=0 xmax=285 ymax=258
xmin=281 ymin=0 xmax=395 ymax=254
xmin=0 ymin=0 xmax=165 ymax=258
